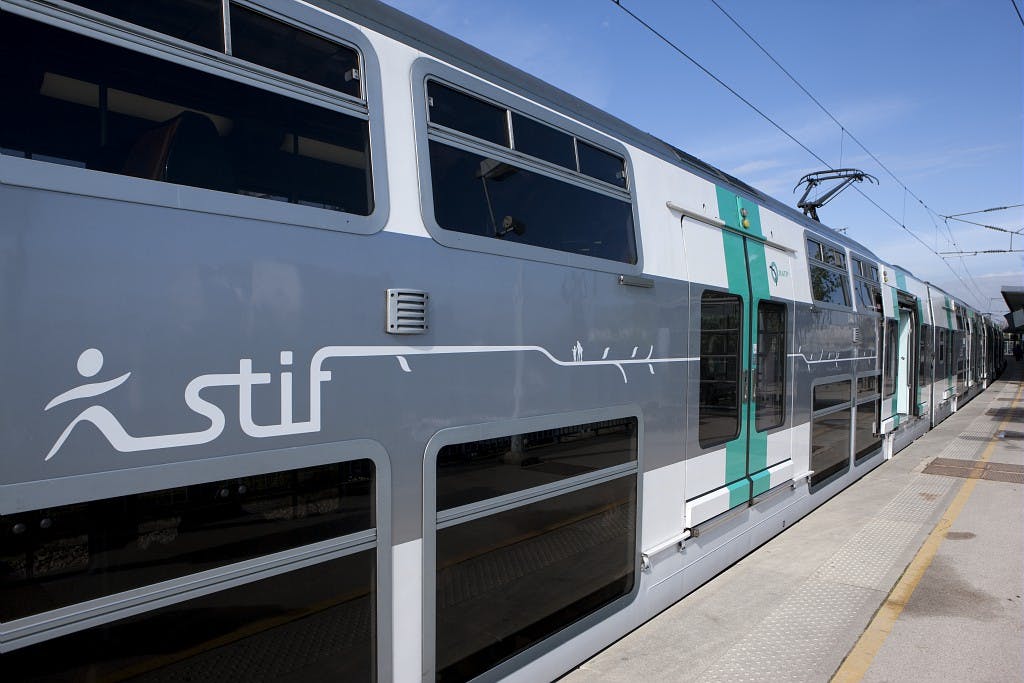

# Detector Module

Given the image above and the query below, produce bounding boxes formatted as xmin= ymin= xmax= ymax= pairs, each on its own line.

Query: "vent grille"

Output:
xmin=386 ymin=289 xmax=428 ymax=335
xmin=852 ymin=327 xmax=862 ymax=344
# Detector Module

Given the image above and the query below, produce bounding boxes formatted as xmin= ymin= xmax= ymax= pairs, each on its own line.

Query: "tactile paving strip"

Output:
xmin=694 ymin=382 xmax=1018 ymax=682
xmin=699 ymin=579 xmax=876 ymax=683
xmin=696 ymin=461 xmax=958 ymax=680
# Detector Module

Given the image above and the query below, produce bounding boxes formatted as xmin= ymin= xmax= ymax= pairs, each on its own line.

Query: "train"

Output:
xmin=0 ymin=0 xmax=1006 ymax=681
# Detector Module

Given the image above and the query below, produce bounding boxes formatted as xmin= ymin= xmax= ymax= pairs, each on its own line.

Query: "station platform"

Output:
xmin=565 ymin=363 xmax=1024 ymax=683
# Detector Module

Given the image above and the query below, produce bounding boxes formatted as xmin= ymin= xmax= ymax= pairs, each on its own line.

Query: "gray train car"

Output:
xmin=0 ymin=1 xmax=998 ymax=681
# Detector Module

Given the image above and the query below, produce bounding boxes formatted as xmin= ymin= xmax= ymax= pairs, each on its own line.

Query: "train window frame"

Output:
xmin=0 ymin=439 xmax=393 ymax=677
xmin=0 ymin=0 xmax=390 ymax=236
xmin=850 ymin=253 xmax=882 ymax=314
xmin=698 ymin=288 xmax=744 ymax=449
xmin=411 ymin=58 xmax=643 ymax=274
xmin=754 ymin=300 xmax=787 ymax=433
xmin=809 ymin=374 xmax=854 ymax=488
xmin=421 ymin=406 xmax=643 ymax=682
xmin=804 ymin=233 xmax=853 ymax=310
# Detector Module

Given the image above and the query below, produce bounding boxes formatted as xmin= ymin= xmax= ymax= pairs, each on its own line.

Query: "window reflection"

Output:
xmin=855 ymin=400 xmax=882 ymax=462
xmin=811 ymin=408 xmax=851 ymax=485
xmin=6 ymin=551 xmax=376 ymax=682
xmin=755 ymin=302 xmax=786 ymax=431
xmin=435 ymin=477 xmax=635 ymax=682
xmin=700 ymin=291 xmax=742 ymax=447
xmin=0 ymin=15 xmax=373 ymax=215
xmin=436 ymin=418 xmax=637 ymax=510
xmin=428 ymin=141 xmax=636 ymax=263
xmin=811 ymin=265 xmax=851 ymax=306
xmin=1 ymin=460 xmax=374 ymax=621
xmin=813 ymin=380 xmax=852 ymax=411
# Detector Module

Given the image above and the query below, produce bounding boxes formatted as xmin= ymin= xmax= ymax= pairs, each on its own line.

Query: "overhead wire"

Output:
xmin=703 ymin=0 xmax=985 ymax=294
xmin=1012 ymin=0 xmax=1024 ymax=28
xmin=945 ymin=203 xmax=1023 ymax=218
xmin=606 ymin=0 xmax=986 ymax=307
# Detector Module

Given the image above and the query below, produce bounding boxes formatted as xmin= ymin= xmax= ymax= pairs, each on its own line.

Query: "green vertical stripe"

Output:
xmin=716 ymin=187 xmax=754 ymax=506
xmin=746 ymin=237 xmax=770 ymax=475
xmin=728 ymin=478 xmax=751 ymax=508
xmin=750 ymin=468 xmax=772 ymax=496
xmin=721 ymin=227 xmax=749 ymax=487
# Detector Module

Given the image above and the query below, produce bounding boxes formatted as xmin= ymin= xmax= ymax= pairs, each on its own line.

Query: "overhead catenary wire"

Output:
xmin=606 ymin=0 xmax=986 ymax=308
xmin=1012 ymin=0 xmax=1024 ymax=28
xmin=945 ymin=203 xmax=1024 ymax=218
xmin=703 ymin=0 xmax=984 ymax=294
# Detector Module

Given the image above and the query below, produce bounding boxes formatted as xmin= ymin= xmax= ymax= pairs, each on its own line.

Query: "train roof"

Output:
xmin=322 ymin=0 xmax=881 ymax=260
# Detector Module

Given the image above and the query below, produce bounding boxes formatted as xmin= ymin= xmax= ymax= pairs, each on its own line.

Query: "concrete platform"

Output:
xmin=565 ymin=363 xmax=1024 ymax=683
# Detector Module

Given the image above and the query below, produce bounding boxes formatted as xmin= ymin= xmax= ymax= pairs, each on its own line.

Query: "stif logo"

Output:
xmin=43 ymin=342 xmax=693 ymax=461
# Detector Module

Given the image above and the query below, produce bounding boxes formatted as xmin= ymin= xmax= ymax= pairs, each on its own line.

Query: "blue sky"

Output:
xmin=383 ymin=0 xmax=1022 ymax=316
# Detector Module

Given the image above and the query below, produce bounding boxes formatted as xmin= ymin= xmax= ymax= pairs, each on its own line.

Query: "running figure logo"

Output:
xmin=43 ymin=342 xmax=695 ymax=461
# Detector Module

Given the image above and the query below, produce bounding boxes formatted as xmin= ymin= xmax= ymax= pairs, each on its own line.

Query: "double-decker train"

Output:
xmin=0 ymin=1 xmax=1005 ymax=681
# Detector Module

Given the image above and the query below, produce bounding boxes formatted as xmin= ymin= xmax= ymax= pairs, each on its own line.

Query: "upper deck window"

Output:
xmin=63 ymin=2 xmax=365 ymax=102
xmin=0 ymin=14 xmax=372 ymax=216
xmin=229 ymin=4 xmax=362 ymax=98
xmin=807 ymin=237 xmax=852 ymax=307
xmin=510 ymin=112 xmax=575 ymax=170
xmin=427 ymin=81 xmax=509 ymax=146
xmin=424 ymin=78 xmax=636 ymax=264
xmin=70 ymin=0 xmax=224 ymax=50
xmin=852 ymin=256 xmax=881 ymax=312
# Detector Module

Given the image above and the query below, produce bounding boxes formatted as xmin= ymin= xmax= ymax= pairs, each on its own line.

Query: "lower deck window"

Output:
xmin=811 ymin=407 xmax=851 ymax=486
xmin=2 ymin=458 xmax=377 ymax=680
xmin=855 ymin=399 xmax=882 ymax=463
xmin=434 ymin=419 xmax=638 ymax=681
xmin=5 ymin=550 xmax=376 ymax=682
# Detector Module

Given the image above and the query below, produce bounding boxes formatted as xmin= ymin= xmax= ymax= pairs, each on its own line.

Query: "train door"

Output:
xmin=896 ymin=307 xmax=913 ymax=415
xmin=684 ymin=191 xmax=795 ymax=529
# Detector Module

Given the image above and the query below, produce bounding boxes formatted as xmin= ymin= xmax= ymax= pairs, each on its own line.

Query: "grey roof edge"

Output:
xmin=319 ymin=1 xmax=881 ymax=256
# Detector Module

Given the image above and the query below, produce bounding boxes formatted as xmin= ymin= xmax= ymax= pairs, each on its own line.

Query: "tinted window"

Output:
xmin=1 ymin=460 xmax=374 ymax=621
xmin=806 ymin=238 xmax=823 ymax=261
xmin=437 ymin=418 xmax=637 ymax=510
xmin=857 ymin=374 xmax=879 ymax=399
xmin=427 ymin=81 xmax=509 ymax=146
xmin=825 ymin=246 xmax=846 ymax=268
xmin=230 ymin=4 xmax=361 ymax=98
xmin=856 ymin=280 xmax=880 ymax=312
xmin=0 ymin=15 xmax=372 ymax=215
xmin=6 ymin=550 xmax=375 ymax=682
xmin=428 ymin=141 xmax=636 ymax=263
xmin=814 ymin=380 xmax=852 ymax=411
xmin=855 ymin=400 xmax=882 ymax=463
xmin=700 ymin=291 xmax=742 ymax=448
xmin=511 ymin=112 xmax=575 ymax=170
xmin=884 ymin=319 xmax=897 ymax=397
xmin=810 ymin=265 xmax=851 ymax=306
xmin=919 ymin=324 xmax=932 ymax=391
xmin=577 ymin=140 xmax=626 ymax=188
xmin=755 ymin=302 xmax=786 ymax=432
xmin=436 ymin=476 xmax=635 ymax=682
xmin=811 ymin=407 xmax=851 ymax=486
xmin=71 ymin=0 xmax=223 ymax=50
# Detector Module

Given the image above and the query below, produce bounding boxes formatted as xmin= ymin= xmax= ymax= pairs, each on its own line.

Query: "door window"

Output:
xmin=699 ymin=291 xmax=742 ymax=448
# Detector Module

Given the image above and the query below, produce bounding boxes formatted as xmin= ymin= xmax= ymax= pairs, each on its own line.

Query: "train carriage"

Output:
xmin=0 ymin=1 xmax=1000 ymax=681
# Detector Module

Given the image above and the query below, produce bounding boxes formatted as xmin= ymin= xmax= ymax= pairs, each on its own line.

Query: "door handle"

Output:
xmin=742 ymin=369 xmax=751 ymax=403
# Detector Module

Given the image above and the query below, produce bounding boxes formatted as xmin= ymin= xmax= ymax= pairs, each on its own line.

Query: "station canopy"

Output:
xmin=1001 ymin=286 xmax=1024 ymax=332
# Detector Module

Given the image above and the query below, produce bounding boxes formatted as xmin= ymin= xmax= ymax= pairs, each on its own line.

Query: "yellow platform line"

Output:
xmin=832 ymin=378 xmax=1023 ymax=683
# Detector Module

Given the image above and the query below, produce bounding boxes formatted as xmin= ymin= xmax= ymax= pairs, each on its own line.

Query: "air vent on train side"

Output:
xmin=852 ymin=327 xmax=862 ymax=344
xmin=386 ymin=289 xmax=428 ymax=334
